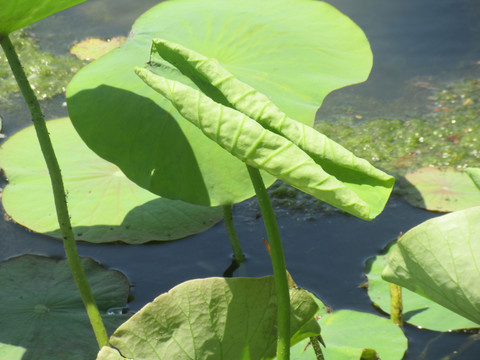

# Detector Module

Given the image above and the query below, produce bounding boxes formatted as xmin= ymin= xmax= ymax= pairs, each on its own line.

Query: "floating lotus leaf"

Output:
xmin=70 ymin=37 xmax=127 ymax=61
xmin=383 ymin=207 xmax=480 ymax=326
xmin=366 ymin=242 xmax=478 ymax=331
xmin=0 ymin=0 xmax=87 ymax=35
xmin=67 ymin=0 xmax=373 ymax=207
xmin=96 ymin=276 xmax=320 ymax=360
xmin=402 ymin=167 xmax=480 ymax=212
xmin=289 ymin=310 xmax=407 ymax=360
xmin=0 ymin=255 xmax=130 ymax=360
xmin=0 ymin=118 xmax=223 ymax=243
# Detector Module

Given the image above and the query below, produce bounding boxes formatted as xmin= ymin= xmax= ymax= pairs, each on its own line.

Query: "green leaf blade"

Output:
xmin=136 ymin=66 xmax=391 ymax=220
xmin=67 ymin=0 xmax=373 ymax=207
xmin=97 ymin=277 xmax=320 ymax=360
xmin=0 ymin=0 xmax=87 ymax=35
xmin=382 ymin=207 xmax=480 ymax=326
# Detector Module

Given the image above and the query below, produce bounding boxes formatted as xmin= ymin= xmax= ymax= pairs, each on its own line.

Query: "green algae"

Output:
xmin=315 ymin=79 xmax=480 ymax=178
xmin=0 ymin=29 xmax=84 ymax=106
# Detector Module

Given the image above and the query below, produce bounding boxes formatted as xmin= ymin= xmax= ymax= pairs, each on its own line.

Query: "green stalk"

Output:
xmin=390 ymin=283 xmax=403 ymax=327
xmin=1 ymin=34 xmax=109 ymax=348
xmin=247 ymin=165 xmax=290 ymax=360
xmin=223 ymin=205 xmax=245 ymax=263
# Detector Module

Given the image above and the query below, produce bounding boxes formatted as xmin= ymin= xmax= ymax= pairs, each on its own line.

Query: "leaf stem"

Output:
xmin=390 ymin=283 xmax=403 ymax=327
xmin=0 ymin=34 xmax=109 ymax=348
xmin=223 ymin=205 xmax=245 ymax=263
xmin=246 ymin=165 xmax=290 ymax=360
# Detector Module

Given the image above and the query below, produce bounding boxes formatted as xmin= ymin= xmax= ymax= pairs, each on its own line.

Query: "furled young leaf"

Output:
xmin=136 ymin=65 xmax=392 ymax=220
xmin=96 ymin=276 xmax=320 ymax=360
xmin=0 ymin=0 xmax=87 ymax=35
xmin=0 ymin=118 xmax=222 ymax=243
xmin=67 ymin=0 xmax=373 ymax=207
xmin=382 ymin=207 xmax=480 ymax=325
xmin=146 ymin=38 xmax=394 ymax=219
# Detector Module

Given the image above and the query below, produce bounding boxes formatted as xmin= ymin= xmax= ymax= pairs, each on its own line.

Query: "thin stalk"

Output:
xmin=223 ymin=205 xmax=245 ymax=263
xmin=247 ymin=165 xmax=290 ymax=360
xmin=1 ymin=34 xmax=109 ymax=348
xmin=390 ymin=283 xmax=403 ymax=326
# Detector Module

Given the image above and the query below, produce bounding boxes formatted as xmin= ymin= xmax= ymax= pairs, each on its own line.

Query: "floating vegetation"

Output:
xmin=0 ymin=29 xmax=84 ymax=105
xmin=315 ymin=79 xmax=480 ymax=177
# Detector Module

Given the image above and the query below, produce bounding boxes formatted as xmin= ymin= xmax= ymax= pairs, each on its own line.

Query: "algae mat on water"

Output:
xmin=0 ymin=255 xmax=130 ymax=360
xmin=0 ymin=118 xmax=223 ymax=243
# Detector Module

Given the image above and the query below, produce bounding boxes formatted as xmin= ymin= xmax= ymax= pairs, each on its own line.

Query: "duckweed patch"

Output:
xmin=314 ymin=79 xmax=480 ymax=177
xmin=0 ymin=29 xmax=84 ymax=105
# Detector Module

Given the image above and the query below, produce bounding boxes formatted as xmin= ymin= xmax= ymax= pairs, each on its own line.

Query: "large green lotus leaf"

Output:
xmin=136 ymin=66 xmax=390 ymax=220
xmin=289 ymin=310 xmax=407 ymax=360
xmin=402 ymin=167 xmax=480 ymax=212
xmin=366 ymin=243 xmax=478 ymax=331
xmin=382 ymin=207 xmax=480 ymax=326
xmin=0 ymin=0 xmax=86 ymax=35
xmin=96 ymin=276 xmax=320 ymax=360
xmin=0 ymin=255 xmax=130 ymax=360
xmin=67 ymin=0 xmax=372 ymax=207
xmin=0 ymin=118 xmax=222 ymax=243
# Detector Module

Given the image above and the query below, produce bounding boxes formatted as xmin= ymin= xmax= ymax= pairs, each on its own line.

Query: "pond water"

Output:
xmin=1 ymin=0 xmax=480 ymax=359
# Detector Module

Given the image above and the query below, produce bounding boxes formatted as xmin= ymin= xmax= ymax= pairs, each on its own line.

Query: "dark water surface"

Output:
xmin=1 ymin=0 xmax=480 ymax=359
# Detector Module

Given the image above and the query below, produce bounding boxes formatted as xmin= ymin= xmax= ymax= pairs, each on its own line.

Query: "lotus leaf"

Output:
xmin=0 ymin=118 xmax=223 ymax=243
xmin=0 ymin=0 xmax=87 ymax=35
xmin=466 ymin=167 xmax=480 ymax=190
xmin=366 ymin=243 xmax=479 ymax=331
xmin=0 ymin=255 xmax=130 ymax=360
xmin=96 ymin=276 xmax=320 ymax=360
xmin=402 ymin=167 xmax=480 ymax=212
xmin=289 ymin=310 xmax=407 ymax=360
xmin=383 ymin=207 xmax=480 ymax=326
xmin=70 ymin=37 xmax=127 ymax=61
xmin=67 ymin=0 xmax=373 ymax=207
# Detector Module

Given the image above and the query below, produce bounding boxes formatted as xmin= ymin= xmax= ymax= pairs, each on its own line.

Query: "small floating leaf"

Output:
xmin=466 ymin=167 xmax=480 ymax=190
xmin=383 ymin=207 xmax=480 ymax=326
xmin=70 ymin=37 xmax=127 ymax=61
xmin=366 ymin=242 xmax=478 ymax=331
xmin=0 ymin=255 xmax=130 ymax=360
xmin=97 ymin=276 xmax=320 ymax=360
xmin=402 ymin=167 xmax=480 ymax=212
xmin=0 ymin=118 xmax=223 ymax=243
xmin=289 ymin=310 xmax=407 ymax=360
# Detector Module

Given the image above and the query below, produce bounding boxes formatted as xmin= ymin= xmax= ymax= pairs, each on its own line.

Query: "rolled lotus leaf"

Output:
xmin=136 ymin=65 xmax=392 ymax=220
xmin=149 ymin=38 xmax=394 ymax=219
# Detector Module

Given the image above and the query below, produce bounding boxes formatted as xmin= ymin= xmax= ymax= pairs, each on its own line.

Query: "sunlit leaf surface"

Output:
xmin=96 ymin=277 xmax=320 ymax=360
xmin=0 ymin=118 xmax=223 ymax=243
xmin=67 ymin=0 xmax=373 ymax=207
xmin=383 ymin=207 xmax=480 ymax=326
xmin=402 ymin=167 xmax=480 ymax=212
xmin=0 ymin=0 xmax=87 ymax=35
xmin=289 ymin=310 xmax=407 ymax=360
xmin=367 ymin=243 xmax=478 ymax=331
